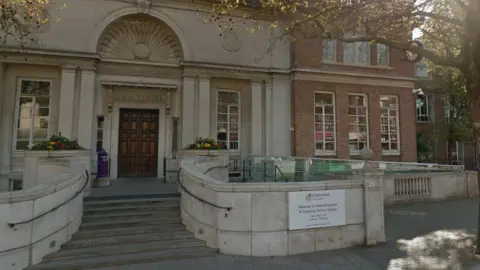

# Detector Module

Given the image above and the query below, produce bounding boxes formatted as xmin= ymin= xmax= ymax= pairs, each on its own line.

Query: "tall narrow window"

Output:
xmin=14 ymin=79 xmax=51 ymax=150
xmin=96 ymin=116 xmax=104 ymax=151
xmin=348 ymin=94 xmax=369 ymax=154
xmin=380 ymin=95 xmax=400 ymax=153
xmin=314 ymin=92 xmax=336 ymax=155
xmin=322 ymin=39 xmax=337 ymax=62
xmin=376 ymin=44 xmax=390 ymax=66
xmin=444 ymin=95 xmax=458 ymax=123
xmin=416 ymin=95 xmax=434 ymax=122
xmin=447 ymin=141 xmax=465 ymax=165
xmin=216 ymin=91 xmax=240 ymax=151
xmin=344 ymin=42 xmax=371 ymax=65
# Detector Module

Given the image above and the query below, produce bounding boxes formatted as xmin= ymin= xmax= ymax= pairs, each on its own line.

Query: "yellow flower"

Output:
xmin=204 ymin=143 xmax=211 ymax=148
xmin=195 ymin=143 xmax=200 ymax=148
xmin=49 ymin=142 xmax=55 ymax=145
xmin=47 ymin=145 xmax=53 ymax=150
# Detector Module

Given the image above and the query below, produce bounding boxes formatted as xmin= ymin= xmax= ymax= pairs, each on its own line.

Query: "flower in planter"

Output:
xmin=186 ymin=137 xmax=226 ymax=150
xmin=29 ymin=135 xmax=85 ymax=151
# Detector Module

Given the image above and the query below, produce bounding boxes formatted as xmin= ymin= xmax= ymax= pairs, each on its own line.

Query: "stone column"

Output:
xmin=251 ymin=80 xmax=263 ymax=155
xmin=58 ymin=65 xmax=77 ymax=139
xmin=271 ymin=75 xmax=291 ymax=156
xmin=77 ymin=69 xmax=96 ymax=151
xmin=0 ymin=63 xmax=7 ymax=190
xmin=264 ymin=81 xmax=273 ymax=155
xmin=181 ymin=76 xmax=196 ymax=148
xmin=363 ymin=170 xmax=386 ymax=246
xmin=198 ymin=76 xmax=210 ymax=138
xmin=360 ymin=148 xmax=386 ymax=246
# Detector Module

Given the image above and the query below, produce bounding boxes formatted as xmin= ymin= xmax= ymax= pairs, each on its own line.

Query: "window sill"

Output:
xmin=314 ymin=151 xmax=336 ymax=157
xmin=382 ymin=151 xmax=401 ymax=156
xmin=321 ymin=61 xmax=393 ymax=70
xmin=416 ymin=121 xmax=434 ymax=124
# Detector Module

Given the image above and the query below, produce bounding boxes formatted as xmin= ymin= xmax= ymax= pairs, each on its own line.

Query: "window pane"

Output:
xmin=33 ymin=128 xmax=48 ymax=139
xmin=217 ymin=104 xmax=228 ymax=113
xmin=37 ymin=108 xmax=49 ymax=117
xmin=323 ymin=40 xmax=336 ymax=61
xmin=217 ymin=114 xmax=228 ymax=122
xmin=315 ymin=93 xmax=333 ymax=104
xmin=20 ymin=80 xmax=50 ymax=95
xmin=33 ymin=118 xmax=48 ymax=129
xmin=97 ymin=130 xmax=103 ymax=141
xmin=343 ymin=43 xmax=355 ymax=63
xmin=18 ymin=97 xmax=33 ymax=117
xmin=35 ymin=96 xmax=50 ymax=107
xmin=377 ymin=44 xmax=389 ymax=65
xmin=218 ymin=91 xmax=239 ymax=104
xmin=16 ymin=141 xmax=30 ymax=150
xmin=17 ymin=118 xmax=32 ymax=130
xmin=17 ymin=128 xmax=30 ymax=140
xmin=356 ymin=42 xmax=370 ymax=64
xmin=380 ymin=95 xmax=399 ymax=151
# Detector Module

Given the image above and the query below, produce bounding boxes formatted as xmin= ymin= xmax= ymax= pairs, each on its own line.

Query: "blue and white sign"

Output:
xmin=288 ymin=190 xmax=346 ymax=230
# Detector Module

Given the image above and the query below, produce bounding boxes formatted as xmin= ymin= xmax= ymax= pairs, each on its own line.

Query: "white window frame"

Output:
xmin=322 ymin=39 xmax=337 ymax=62
xmin=444 ymin=95 xmax=458 ymax=123
xmin=376 ymin=43 xmax=390 ymax=66
xmin=12 ymin=78 xmax=52 ymax=151
xmin=216 ymin=89 xmax=241 ymax=152
xmin=96 ymin=115 xmax=105 ymax=151
xmin=446 ymin=141 xmax=465 ymax=165
xmin=314 ymin=91 xmax=336 ymax=156
xmin=416 ymin=94 xmax=434 ymax=123
xmin=380 ymin=95 xmax=400 ymax=155
xmin=348 ymin=93 xmax=369 ymax=155
xmin=343 ymin=42 xmax=371 ymax=65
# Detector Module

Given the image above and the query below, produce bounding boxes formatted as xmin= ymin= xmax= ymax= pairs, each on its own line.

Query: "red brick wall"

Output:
xmin=292 ymin=80 xmax=417 ymax=162
xmin=292 ymin=35 xmax=414 ymax=77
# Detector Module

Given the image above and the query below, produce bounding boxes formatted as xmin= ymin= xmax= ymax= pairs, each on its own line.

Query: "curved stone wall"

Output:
xmin=179 ymin=157 xmax=386 ymax=256
xmin=0 ymin=172 xmax=87 ymax=270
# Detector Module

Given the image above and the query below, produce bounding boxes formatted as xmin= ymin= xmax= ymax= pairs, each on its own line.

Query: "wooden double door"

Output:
xmin=118 ymin=108 xmax=159 ymax=177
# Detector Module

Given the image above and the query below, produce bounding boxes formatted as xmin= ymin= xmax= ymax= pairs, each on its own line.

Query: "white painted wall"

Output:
xmin=21 ymin=0 xmax=290 ymax=69
xmin=0 ymin=173 xmax=85 ymax=270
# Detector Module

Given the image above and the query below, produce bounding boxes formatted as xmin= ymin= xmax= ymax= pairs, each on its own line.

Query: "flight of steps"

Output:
xmin=26 ymin=197 xmax=217 ymax=270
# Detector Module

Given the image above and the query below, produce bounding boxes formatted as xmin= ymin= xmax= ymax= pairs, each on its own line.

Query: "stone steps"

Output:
xmin=27 ymin=247 xmax=217 ymax=270
xmin=46 ymin=238 xmax=207 ymax=260
xmin=25 ymin=196 xmax=216 ymax=270
xmin=80 ymin=216 xmax=182 ymax=229
xmin=63 ymin=230 xmax=194 ymax=248
xmin=73 ymin=222 xmax=186 ymax=239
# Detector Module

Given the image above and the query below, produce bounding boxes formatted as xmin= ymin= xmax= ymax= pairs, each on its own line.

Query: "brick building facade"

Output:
xmin=291 ymin=35 xmax=417 ymax=161
xmin=415 ymin=65 xmax=478 ymax=169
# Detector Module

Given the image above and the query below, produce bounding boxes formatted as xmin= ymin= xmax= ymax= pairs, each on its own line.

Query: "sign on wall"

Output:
xmin=288 ymin=190 xmax=346 ymax=230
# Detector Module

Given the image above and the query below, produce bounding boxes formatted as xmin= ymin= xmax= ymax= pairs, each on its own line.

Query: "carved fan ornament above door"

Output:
xmin=97 ymin=14 xmax=183 ymax=63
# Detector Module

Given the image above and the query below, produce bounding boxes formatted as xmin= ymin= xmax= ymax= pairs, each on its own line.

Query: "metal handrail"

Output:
xmin=8 ymin=170 xmax=90 ymax=228
xmin=177 ymin=168 xmax=231 ymax=211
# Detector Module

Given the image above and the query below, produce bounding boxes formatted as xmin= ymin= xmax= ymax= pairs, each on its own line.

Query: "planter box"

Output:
xmin=23 ymin=150 xmax=91 ymax=196
xmin=177 ymin=149 xmax=230 ymax=164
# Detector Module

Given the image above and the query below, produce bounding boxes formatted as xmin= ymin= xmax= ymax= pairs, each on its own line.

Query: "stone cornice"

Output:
xmin=292 ymin=68 xmax=415 ymax=88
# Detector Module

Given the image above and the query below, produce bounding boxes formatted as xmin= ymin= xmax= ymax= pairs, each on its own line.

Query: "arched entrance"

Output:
xmin=96 ymin=14 xmax=184 ymax=180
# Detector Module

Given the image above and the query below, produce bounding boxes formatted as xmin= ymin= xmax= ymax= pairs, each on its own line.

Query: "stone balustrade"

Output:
xmin=0 ymin=172 xmax=87 ymax=270
xmin=179 ymin=156 xmax=386 ymax=256
xmin=384 ymin=171 xmax=478 ymax=204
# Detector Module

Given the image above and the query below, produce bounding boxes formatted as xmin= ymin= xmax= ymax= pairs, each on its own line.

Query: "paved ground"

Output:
xmin=91 ymin=198 xmax=480 ymax=270
xmin=90 ymin=178 xmax=177 ymax=198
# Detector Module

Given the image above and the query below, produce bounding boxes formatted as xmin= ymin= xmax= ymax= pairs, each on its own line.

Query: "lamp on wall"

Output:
xmin=107 ymin=104 xmax=113 ymax=113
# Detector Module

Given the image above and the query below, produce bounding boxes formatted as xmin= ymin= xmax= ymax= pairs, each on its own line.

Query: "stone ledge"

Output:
xmin=1 ymin=173 xmax=84 ymax=203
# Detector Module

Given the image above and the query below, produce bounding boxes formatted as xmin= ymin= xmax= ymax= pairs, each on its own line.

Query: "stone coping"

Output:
xmin=23 ymin=150 xmax=91 ymax=157
xmin=180 ymin=157 xmax=364 ymax=193
xmin=0 ymin=173 xmax=85 ymax=203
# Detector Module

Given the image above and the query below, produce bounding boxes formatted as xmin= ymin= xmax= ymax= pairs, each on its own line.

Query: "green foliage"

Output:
xmin=29 ymin=135 xmax=84 ymax=151
xmin=416 ymin=131 xmax=436 ymax=162
xmin=185 ymin=137 xmax=227 ymax=150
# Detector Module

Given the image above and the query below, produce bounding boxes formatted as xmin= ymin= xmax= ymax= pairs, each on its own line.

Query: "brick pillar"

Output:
xmin=336 ymin=88 xmax=349 ymax=159
xmin=369 ymin=92 xmax=382 ymax=160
